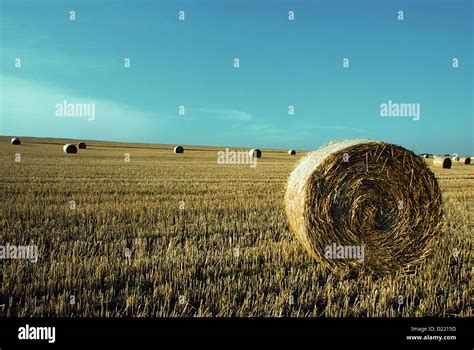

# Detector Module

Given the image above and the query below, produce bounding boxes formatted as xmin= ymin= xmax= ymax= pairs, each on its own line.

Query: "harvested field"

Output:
xmin=0 ymin=136 xmax=472 ymax=317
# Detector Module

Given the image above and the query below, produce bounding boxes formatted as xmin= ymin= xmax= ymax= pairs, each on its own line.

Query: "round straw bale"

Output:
xmin=288 ymin=150 xmax=296 ymax=155
xmin=285 ymin=139 xmax=443 ymax=275
xmin=11 ymin=137 xmax=21 ymax=145
xmin=174 ymin=146 xmax=184 ymax=154
xmin=458 ymin=157 xmax=471 ymax=165
xmin=433 ymin=157 xmax=451 ymax=169
xmin=249 ymin=149 xmax=262 ymax=158
xmin=78 ymin=142 xmax=87 ymax=149
xmin=63 ymin=144 xmax=78 ymax=154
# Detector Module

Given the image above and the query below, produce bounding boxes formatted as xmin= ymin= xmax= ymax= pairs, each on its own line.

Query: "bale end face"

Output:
xmin=288 ymin=150 xmax=296 ymax=155
xmin=11 ymin=137 xmax=21 ymax=145
xmin=174 ymin=146 xmax=184 ymax=154
xmin=459 ymin=157 xmax=471 ymax=165
xmin=78 ymin=142 xmax=87 ymax=149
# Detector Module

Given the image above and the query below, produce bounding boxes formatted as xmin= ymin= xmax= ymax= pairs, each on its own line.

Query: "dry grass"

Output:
xmin=0 ymin=136 xmax=472 ymax=317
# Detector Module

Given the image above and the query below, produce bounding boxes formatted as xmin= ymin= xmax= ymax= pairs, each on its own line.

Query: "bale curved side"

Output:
xmin=285 ymin=139 xmax=443 ymax=275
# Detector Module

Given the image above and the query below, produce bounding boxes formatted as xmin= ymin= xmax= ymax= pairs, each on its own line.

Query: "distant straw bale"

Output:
xmin=433 ymin=157 xmax=451 ymax=169
xmin=249 ymin=149 xmax=262 ymax=158
xmin=174 ymin=146 xmax=184 ymax=154
xmin=63 ymin=144 xmax=78 ymax=154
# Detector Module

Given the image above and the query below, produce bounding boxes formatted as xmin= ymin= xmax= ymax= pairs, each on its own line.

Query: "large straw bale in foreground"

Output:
xmin=285 ymin=139 xmax=443 ymax=275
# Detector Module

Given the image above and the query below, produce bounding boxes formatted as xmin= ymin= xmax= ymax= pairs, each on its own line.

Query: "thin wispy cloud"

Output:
xmin=0 ymin=75 xmax=163 ymax=142
xmin=307 ymin=124 xmax=368 ymax=133
xmin=185 ymin=109 xmax=253 ymax=121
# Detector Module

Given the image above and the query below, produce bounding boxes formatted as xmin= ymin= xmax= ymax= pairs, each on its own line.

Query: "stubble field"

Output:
xmin=0 ymin=136 xmax=472 ymax=317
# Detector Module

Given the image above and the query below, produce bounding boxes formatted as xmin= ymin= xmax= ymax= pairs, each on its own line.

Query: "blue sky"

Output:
xmin=1 ymin=0 xmax=472 ymax=154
